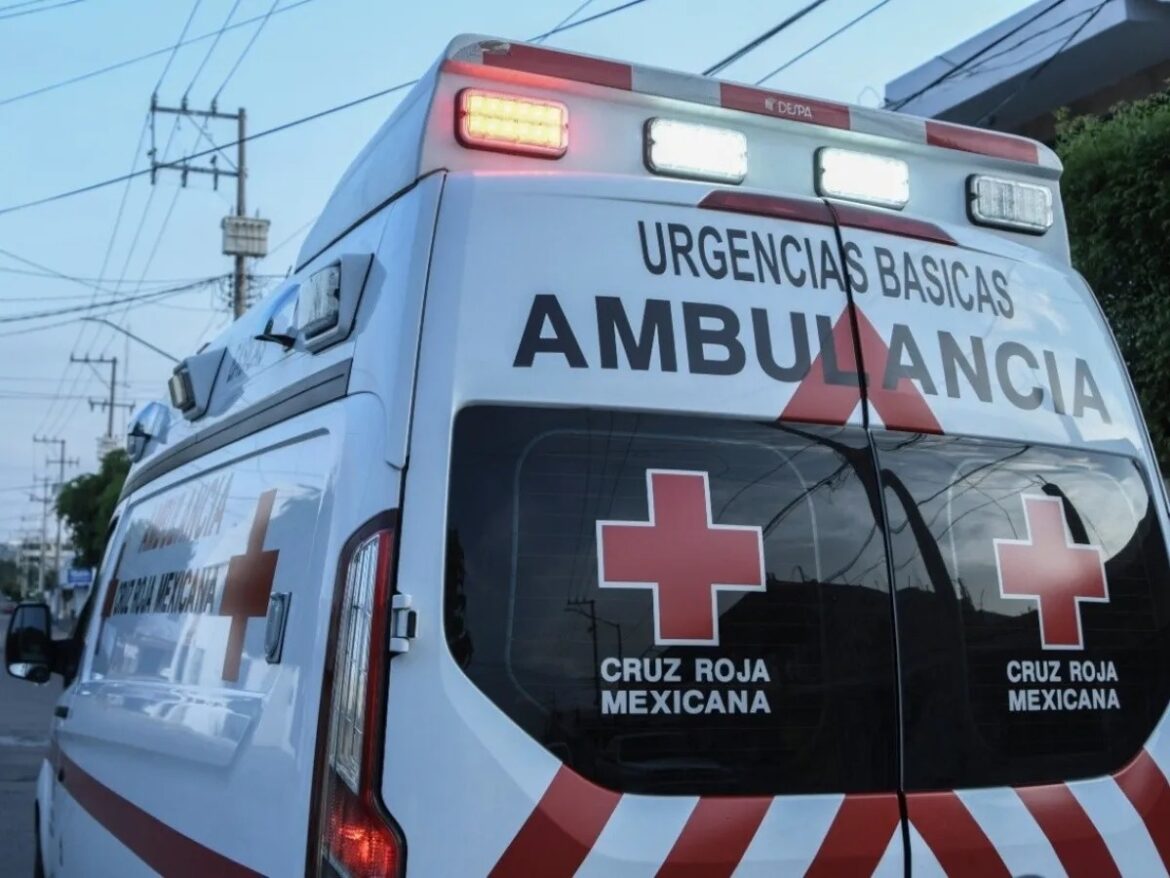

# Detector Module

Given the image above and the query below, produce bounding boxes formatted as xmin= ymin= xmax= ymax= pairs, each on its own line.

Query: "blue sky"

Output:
xmin=0 ymin=0 xmax=1031 ymax=544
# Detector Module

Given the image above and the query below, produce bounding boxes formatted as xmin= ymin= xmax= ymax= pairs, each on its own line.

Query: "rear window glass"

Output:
xmin=445 ymin=406 xmax=897 ymax=796
xmin=877 ymin=433 xmax=1170 ymax=789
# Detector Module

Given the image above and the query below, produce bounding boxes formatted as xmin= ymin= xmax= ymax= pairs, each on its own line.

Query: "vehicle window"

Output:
xmin=445 ymin=406 xmax=897 ymax=796
xmin=876 ymin=433 xmax=1170 ymax=789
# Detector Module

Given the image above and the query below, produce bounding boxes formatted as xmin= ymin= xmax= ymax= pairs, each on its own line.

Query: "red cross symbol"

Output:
xmin=781 ymin=308 xmax=942 ymax=434
xmin=218 ymin=490 xmax=280 ymax=681
xmin=596 ymin=470 xmax=765 ymax=645
xmin=994 ymin=495 xmax=1108 ymax=650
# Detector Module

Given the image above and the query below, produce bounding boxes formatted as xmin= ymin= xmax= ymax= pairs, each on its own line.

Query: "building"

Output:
xmin=886 ymin=0 xmax=1170 ymax=141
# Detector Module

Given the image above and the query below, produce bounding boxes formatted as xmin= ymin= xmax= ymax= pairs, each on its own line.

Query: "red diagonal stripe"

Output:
xmin=853 ymin=309 xmax=943 ymax=434
xmin=655 ymin=797 xmax=770 ymax=878
xmin=805 ymin=793 xmax=901 ymax=877
xmin=57 ymin=747 xmax=262 ymax=877
xmin=908 ymin=791 xmax=1009 ymax=878
xmin=489 ymin=766 xmax=620 ymax=877
xmin=1016 ymin=784 xmax=1120 ymax=878
xmin=779 ymin=309 xmax=860 ymax=426
xmin=1114 ymin=749 xmax=1170 ymax=869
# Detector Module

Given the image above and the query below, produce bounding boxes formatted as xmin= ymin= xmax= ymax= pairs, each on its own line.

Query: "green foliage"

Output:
xmin=56 ymin=449 xmax=130 ymax=569
xmin=0 ymin=558 xmax=22 ymax=598
xmin=1055 ymin=90 xmax=1170 ymax=469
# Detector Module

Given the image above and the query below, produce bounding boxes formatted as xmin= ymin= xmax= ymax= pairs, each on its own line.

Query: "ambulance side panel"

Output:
xmin=45 ymin=173 xmax=442 ymax=875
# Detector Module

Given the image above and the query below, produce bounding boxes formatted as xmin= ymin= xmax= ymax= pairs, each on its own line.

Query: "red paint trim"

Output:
xmin=804 ymin=794 xmax=901 ymax=877
xmin=489 ymin=765 xmax=620 ymax=877
xmin=926 ymin=120 xmax=1039 ymax=164
xmin=655 ymin=797 xmax=771 ymax=878
xmin=720 ymin=83 xmax=850 ymax=130
xmin=907 ymin=791 xmax=1010 ymax=878
xmin=483 ymin=44 xmax=632 ymax=91
xmin=780 ymin=309 xmax=861 ymax=427
xmin=1114 ymin=750 xmax=1170 ymax=870
xmin=1015 ymin=784 xmax=1120 ymax=878
xmin=853 ymin=309 xmax=943 ymax=434
xmin=55 ymin=746 xmax=262 ymax=878
xmin=698 ymin=191 xmax=834 ymax=227
xmin=832 ymin=203 xmax=956 ymax=246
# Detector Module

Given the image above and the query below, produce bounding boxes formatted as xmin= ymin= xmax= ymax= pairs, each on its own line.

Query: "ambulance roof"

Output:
xmin=296 ymin=34 xmax=1060 ymax=270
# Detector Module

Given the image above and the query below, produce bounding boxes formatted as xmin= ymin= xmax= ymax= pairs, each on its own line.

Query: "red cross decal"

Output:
xmin=218 ymin=490 xmax=280 ymax=681
xmin=596 ymin=470 xmax=765 ymax=645
xmin=994 ymin=495 xmax=1108 ymax=650
xmin=781 ymin=308 xmax=942 ymax=434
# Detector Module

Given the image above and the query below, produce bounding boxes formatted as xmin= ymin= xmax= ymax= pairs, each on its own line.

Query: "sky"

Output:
xmin=0 ymin=0 xmax=1033 ymax=546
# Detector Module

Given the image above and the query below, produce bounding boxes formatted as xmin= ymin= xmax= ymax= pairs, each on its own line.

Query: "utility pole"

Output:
xmin=71 ymin=354 xmax=118 ymax=439
xmin=28 ymin=476 xmax=52 ymax=598
xmin=150 ymin=96 xmax=268 ymax=318
xmin=34 ymin=437 xmax=77 ymax=600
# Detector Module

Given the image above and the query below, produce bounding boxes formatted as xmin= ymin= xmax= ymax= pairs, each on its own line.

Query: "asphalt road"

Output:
xmin=0 ymin=615 xmax=59 ymax=877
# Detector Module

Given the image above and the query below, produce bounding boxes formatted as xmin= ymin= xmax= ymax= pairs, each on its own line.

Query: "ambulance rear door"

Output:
xmin=838 ymin=211 xmax=1170 ymax=876
xmin=385 ymin=173 xmax=909 ymax=876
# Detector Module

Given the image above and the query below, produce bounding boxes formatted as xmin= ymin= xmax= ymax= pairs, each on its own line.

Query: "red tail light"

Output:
xmin=310 ymin=520 xmax=403 ymax=878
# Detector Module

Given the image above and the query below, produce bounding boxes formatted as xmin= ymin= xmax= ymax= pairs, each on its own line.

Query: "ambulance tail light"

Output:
xmin=968 ymin=175 xmax=1053 ymax=234
xmin=312 ymin=524 xmax=403 ymax=878
xmin=456 ymin=88 xmax=568 ymax=158
xmin=644 ymin=118 xmax=748 ymax=184
xmin=815 ymin=147 xmax=910 ymax=210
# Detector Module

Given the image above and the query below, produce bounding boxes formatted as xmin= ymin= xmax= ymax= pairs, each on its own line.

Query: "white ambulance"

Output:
xmin=8 ymin=33 xmax=1170 ymax=878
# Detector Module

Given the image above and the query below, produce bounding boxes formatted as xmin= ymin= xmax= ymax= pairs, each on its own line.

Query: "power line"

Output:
xmin=886 ymin=0 xmax=1070 ymax=110
xmin=0 ymin=277 xmax=224 ymax=323
xmin=185 ymin=0 xmax=242 ymax=99
xmin=154 ymin=0 xmax=203 ymax=93
xmin=530 ymin=0 xmax=650 ymax=41
xmin=535 ymin=0 xmax=598 ymax=44
xmin=1 ymin=0 xmax=654 ymax=220
xmin=0 ymin=0 xmax=83 ymax=21
xmin=0 ymin=0 xmax=318 ymax=109
xmin=975 ymin=0 xmax=1109 ymax=126
xmin=703 ymin=0 xmax=833 ymax=77
xmin=213 ymin=0 xmax=280 ymax=100
xmin=755 ymin=0 xmax=895 ymax=85
xmin=0 ymin=0 xmax=49 ymax=13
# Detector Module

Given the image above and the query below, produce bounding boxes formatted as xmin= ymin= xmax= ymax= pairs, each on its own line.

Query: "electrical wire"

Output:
xmin=755 ymin=0 xmax=895 ymax=85
xmin=0 ymin=0 xmax=318 ymax=109
xmin=534 ymin=0 xmax=598 ymax=44
xmin=0 ymin=0 xmax=83 ymax=21
xmin=184 ymin=0 xmax=242 ymax=99
xmin=886 ymin=0 xmax=1069 ymax=110
xmin=213 ymin=0 xmax=280 ymax=101
xmin=975 ymin=0 xmax=1110 ymax=126
xmin=154 ymin=0 xmax=203 ymax=94
xmin=0 ymin=277 xmax=225 ymax=323
xmin=703 ymin=0 xmax=833 ymax=77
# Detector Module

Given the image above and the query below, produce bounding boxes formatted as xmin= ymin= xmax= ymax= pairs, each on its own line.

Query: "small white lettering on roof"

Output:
xmin=764 ymin=96 xmax=813 ymax=119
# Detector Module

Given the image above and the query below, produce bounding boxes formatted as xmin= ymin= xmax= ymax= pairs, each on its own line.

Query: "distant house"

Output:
xmin=886 ymin=0 xmax=1170 ymax=141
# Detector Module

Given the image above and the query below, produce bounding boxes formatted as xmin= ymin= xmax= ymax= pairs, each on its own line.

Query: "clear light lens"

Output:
xmin=969 ymin=175 xmax=1053 ymax=234
xmin=167 ymin=371 xmax=193 ymax=411
xmin=645 ymin=119 xmax=748 ymax=184
xmin=297 ymin=264 xmax=341 ymax=339
xmin=816 ymin=148 xmax=910 ymax=209
xmin=457 ymin=89 xmax=567 ymax=158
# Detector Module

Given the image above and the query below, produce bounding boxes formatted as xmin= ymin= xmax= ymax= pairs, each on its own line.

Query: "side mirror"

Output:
xmin=5 ymin=602 xmax=53 ymax=684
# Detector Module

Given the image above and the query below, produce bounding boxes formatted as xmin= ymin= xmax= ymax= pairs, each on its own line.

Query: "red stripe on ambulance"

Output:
xmin=655 ymin=797 xmax=771 ymax=878
xmin=1015 ymin=784 xmax=1121 ymax=878
xmin=489 ymin=765 xmax=620 ymax=877
xmin=1114 ymin=749 xmax=1170 ymax=870
xmin=719 ymin=83 xmax=851 ymax=130
xmin=804 ymin=793 xmax=902 ymax=876
xmin=907 ymin=791 xmax=1010 ymax=878
xmin=483 ymin=43 xmax=632 ymax=91
xmin=925 ymin=119 xmax=1040 ymax=164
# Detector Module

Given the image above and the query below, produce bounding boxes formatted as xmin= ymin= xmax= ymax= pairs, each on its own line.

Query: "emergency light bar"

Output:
xmin=968 ymin=175 xmax=1053 ymax=234
xmin=457 ymin=89 xmax=567 ymax=158
xmin=816 ymin=148 xmax=910 ymax=210
xmin=644 ymin=118 xmax=747 ymax=184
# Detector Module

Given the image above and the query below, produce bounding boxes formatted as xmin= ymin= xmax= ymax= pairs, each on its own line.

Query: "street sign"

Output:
xmin=66 ymin=568 xmax=93 ymax=588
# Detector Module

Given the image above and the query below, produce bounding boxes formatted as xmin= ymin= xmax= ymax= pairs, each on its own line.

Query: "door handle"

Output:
xmin=53 ymin=705 xmax=69 ymax=719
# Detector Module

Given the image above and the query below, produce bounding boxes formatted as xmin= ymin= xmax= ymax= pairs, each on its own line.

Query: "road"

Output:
xmin=0 ymin=615 xmax=59 ymax=877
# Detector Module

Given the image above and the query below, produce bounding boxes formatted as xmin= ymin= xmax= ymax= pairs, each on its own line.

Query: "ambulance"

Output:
xmin=7 ymin=33 xmax=1170 ymax=878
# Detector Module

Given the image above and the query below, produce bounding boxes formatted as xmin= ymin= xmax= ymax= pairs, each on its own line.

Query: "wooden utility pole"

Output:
xmin=33 ymin=437 xmax=77 ymax=595
xmin=149 ymin=97 xmax=267 ymax=318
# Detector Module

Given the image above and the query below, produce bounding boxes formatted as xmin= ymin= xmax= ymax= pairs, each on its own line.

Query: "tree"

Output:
xmin=56 ymin=449 xmax=130 ymax=568
xmin=1056 ymin=90 xmax=1170 ymax=469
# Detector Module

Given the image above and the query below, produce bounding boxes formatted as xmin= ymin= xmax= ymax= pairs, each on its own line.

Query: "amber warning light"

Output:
xmin=456 ymin=89 xmax=568 ymax=158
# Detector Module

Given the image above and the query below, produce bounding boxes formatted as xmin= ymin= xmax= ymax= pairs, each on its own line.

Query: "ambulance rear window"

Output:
xmin=445 ymin=406 xmax=897 ymax=796
xmin=877 ymin=433 xmax=1170 ymax=789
